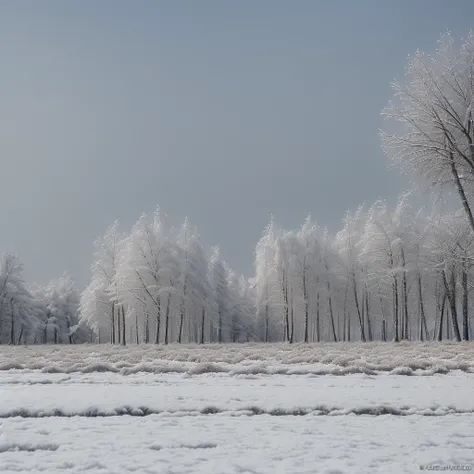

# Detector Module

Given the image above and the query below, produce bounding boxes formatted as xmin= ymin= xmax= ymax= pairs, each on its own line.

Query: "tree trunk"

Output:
xmin=450 ymin=269 xmax=461 ymax=341
xmin=44 ymin=319 xmax=48 ymax=344
xmin=66 ymin=319 xmax=73 ymax=344
xmin=189 ymin=304 xmax=194 ymax=343
xmin=164 ymin=292 xmax=171 ymax=345
xmin=178 ymin=279 xmax=187 ymax=344
xmin=447 ymin=304 xmax=452 ymax=339
xmin=282 ymin=270 xmax=289 ymax=342
xmin=400 ymin=248 xmax=409 ymax=340
xmin=434 ymin=278 xmax=442 ymax=341
xmin=135 ymin=312 xmax=139 ymax=344
xmin=365 ymin=284 xmax=373 ymax=341
xmin=264 ymin=298 xmax=269 ymax=343
xmin=316 ymin=287 xmax=321 ymax=342
xmin=232 ymin=311 xmax=239 ymax=343
xmin=117 ymin=304 xmax=121 ymax=345
xmin=343 ymin=283 xmax=348 ymax=342
xmin=303 ymin=270 xmax=309 ymax=343
xmin=201 ymin=307 xmax=205 ymax=344
xmin=361 ymin=284 xmax=365 ymax=340
xmin=178 ymin=307 xmax=185 ymax=344
xmin=462 ymin=261 xmax=469 ymax=341
xmin=352 ymin=272 xmax=366 ymax=342
xmin=209 ymin=319 xmax=214 ymax=344
xmin=347 ymin=305 xmax=351 ymax=342
xmin=289 ymin=287 xmax=294 ymax=344
xmin=377 ymin=284 xmax=386 ymax=342
xmin=451 ymin=158 xmax=474 ymax=233
xmin=17 ymin=325 xmax=24 ymax=346
xmin=111 ymin=302 xmax=115 ymax=344
xmin=418 ymin=274 xmax=428 ymax=341
xmin=443 ymin=269 xmax=461 ymax=341
xmin=144 ymin=311 xmax=149 ymax=344
xmin=328 ymin=292 xmax=337 ymax=342
xmin=326 ymin=268 xmax=337 ymax=342
xmin=218 ymin=306 xmax=223 ymax=344
xmin=121 ymin=306 xmax=126 ymax=346
xmin=154 ymin=296 xmax=161 ymax=344
xmin=393 ymin=273 xmax=399 ymax=342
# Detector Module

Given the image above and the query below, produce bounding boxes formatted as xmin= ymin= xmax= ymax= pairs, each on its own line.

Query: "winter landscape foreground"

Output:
xmin=0 ymin=343 xmax=474 ymax=474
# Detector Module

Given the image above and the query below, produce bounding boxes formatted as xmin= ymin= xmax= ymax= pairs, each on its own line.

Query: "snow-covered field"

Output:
xmin=1 ymin=343 xmax=474 ymax=473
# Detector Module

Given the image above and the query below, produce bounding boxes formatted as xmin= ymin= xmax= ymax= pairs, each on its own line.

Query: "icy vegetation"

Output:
xmin=1 ymin=342 xmax=474 ymax=376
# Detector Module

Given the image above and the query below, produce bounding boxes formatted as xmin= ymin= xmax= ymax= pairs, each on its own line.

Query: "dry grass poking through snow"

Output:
xmin=0 ymin=341 xmax=473 ymax=376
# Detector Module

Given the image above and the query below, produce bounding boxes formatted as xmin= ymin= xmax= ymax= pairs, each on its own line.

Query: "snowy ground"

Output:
xmin=1 ymin=343 xmax=474 ymax=473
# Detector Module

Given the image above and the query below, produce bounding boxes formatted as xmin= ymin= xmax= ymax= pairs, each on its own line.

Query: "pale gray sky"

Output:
xmin=1 ymin=0 xmax=473 ymax=286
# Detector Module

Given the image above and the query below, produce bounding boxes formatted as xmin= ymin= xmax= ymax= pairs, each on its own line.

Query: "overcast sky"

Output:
xmin=1 ymin=0 xmax=473 ymax=286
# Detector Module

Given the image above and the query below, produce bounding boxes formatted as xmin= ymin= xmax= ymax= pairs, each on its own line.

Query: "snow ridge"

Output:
xmin=1 ymin=342 xmax=473 ymax=376
xmin=1 ymin=404 xmax=471 ymax=419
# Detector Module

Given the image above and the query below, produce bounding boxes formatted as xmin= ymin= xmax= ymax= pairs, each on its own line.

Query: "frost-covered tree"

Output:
xmin=235 ymin=275 xmax=257 ymax=342
xmin=275 ymin=233 xmax=292 ymax=342
xmin=209 ymin=246 xmax=231 ymax=343
xmin=174 ymin=219 xmax=213 ymax=343
xmin=176 ymin=222 xmax=213 ymax=344
xmin=361 ymin=197 xmax=414 ymax=341
xmin=38 ymin=274 xmax=81 ymax=344
xmin=334 ymin=207 xmax=368 ymax=341
xmin=79 ymin=207 xmax=253 ymax=344
xmin=0 ymin=254 xmax=39 ymax=345
xmin=295 ymin=217 xmax=321 ymax=343
xmin=79 ymin=221 xmax=126 ymax=344
xmin=427 ymin=211 xmax=474 ymax=341
xmin=255 ymin=218 xmax=281 ymax=342
xmin=117 ymin=209 xmax=176 ymax=344
xmin=320 ymin=228 xmax=339 ymax=342
xmin=382 ymin=31 xmax=474 ymax=231
xmin=250 ymin=194 xmax=474 ymax=344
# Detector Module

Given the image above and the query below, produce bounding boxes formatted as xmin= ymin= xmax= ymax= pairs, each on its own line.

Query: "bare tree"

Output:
xmin=382 ymin=31 xmax=474 ymax=232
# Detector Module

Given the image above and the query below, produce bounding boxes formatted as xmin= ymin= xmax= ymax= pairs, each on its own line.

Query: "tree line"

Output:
xmin=1 ymin=30 xmax=473 ymax=345
xmin=255 ymin=199 xmax=473 ymax=343
xmin=79 ymin=213 xmax=255 ymax=345
xmin=0 ymin=258 xmax=90 ymax=345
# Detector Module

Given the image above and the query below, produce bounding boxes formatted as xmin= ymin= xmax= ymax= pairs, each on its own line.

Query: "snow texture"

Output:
xmin=0 ymin=343 xmax=473 ymax=473
xmin=1 ymin=341 xmax=473 ymax=375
